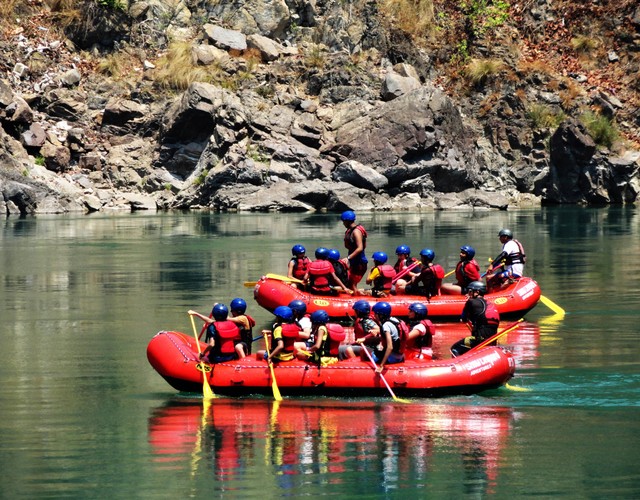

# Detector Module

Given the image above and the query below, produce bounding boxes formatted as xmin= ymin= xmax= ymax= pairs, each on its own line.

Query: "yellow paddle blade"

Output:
xmin=265 ymin=273 xmax=304 ymax=284
xmin=505 ymin=383 xmax=532 ymax=392
xmin=244 ymin=281 xmax=259 ymax=287
xmin=540 ymin=295 xmax=566 ymax=316
xmin=203 ymin=377 xmax=216 ymax=400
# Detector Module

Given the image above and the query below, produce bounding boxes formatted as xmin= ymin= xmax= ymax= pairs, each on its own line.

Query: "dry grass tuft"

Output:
xmin=153 ymin=41 xmax=217 ymax=90
xmin=379 ymin=0 xmax=435 ymax=39
xmin=464 ymin=58 xmax=504 ymax=86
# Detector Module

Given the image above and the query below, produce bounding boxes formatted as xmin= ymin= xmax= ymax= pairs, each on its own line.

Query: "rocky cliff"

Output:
xmin=1 ymin=0 xmax=639 ymax=215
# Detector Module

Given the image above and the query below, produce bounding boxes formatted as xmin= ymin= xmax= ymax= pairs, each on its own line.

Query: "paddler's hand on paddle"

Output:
xmin=375 ymin=365 xmax=384 ymax=374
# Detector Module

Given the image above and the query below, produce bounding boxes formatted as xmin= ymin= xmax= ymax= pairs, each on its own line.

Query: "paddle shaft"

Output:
xmin=392 ymin=261 xmax=420 ymax=284
xmin=264 ymin=332 xmax=283 ymax=401
xmin=189 ymin=314 xmax=216 ymax=400
xmin=468 ymin=318 xmax=524 ymax=353
xmin=361 ymin=345 xmax=409 ymax=403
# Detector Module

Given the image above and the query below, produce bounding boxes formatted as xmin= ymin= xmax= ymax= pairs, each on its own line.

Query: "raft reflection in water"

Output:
xmin=148 ymin=399 xmax=519 ymax=494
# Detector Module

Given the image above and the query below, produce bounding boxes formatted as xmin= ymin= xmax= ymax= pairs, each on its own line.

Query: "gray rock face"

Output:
xmin=0 ymin=0 xmax=637 ymax=216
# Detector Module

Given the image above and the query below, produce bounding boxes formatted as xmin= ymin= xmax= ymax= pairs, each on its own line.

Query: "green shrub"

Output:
xmin=581 ymin=111 xmax=619 ymax=149
xmin=526 ymin=104 xmax=566 ymax=129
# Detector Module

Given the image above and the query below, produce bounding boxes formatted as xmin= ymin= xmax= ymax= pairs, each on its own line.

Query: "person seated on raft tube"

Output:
xmin=289 ymin=299 xmax=314 ymax=354
xmin=287 ymin=244 xmax=310 ymax=286
xmin=405 ymin=302 xmax=436 ymax=360
xmin=261 ymin=306 xmax=302 ymax=363
xmin=485 ymin=228 xmax=527 ymax=291
xmin=391 ymin=244 xmax=420 ymax=293
xmin=328 ymin=248 xmax=349 ymax=288
xmin=363 ymin=251 xmax=396 ymax=297
xmin=440 ymin=245 xmax=481 ymax=295
xmin=189 ymin=303 xmax=246 ymax=363
xmin=303 ymin=247 xmax=350 ymax=296
xmin=347 ymin=299 xmax=381 ymax=358
xmin=450 ymin=281 xmax=500 ymax=357
xmin=227 ymin=298 xmax=256 ymax=355
xmin=297 ymin=309 xmax=355 ymax=362
xmin=357 ymin=302 xmax=406 ymax=373
xmin=397 ymin=248 xmax=445 ymax=297
xmin=340 ymin=210 xmax=368 ymax=295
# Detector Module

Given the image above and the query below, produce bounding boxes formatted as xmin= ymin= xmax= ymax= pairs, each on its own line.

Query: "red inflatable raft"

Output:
xmin=253 ymin=276 xmax=541 ymax=320
xmin=147 ymin=330 xmax=516 ymax=398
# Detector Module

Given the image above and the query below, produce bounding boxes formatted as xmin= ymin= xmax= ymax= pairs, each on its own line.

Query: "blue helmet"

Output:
xmin=212 ymin=303 xmax=229 ymax=320
xmin=315 ymin=247 xmax=330 ymax=259
xmin=372 ymin=302 xmax=392 ymax=319
xmin=396 ymin=245 xmax=410 ymax=255
xmin=408 ymin=302 xmax=428 ymax=319
xmin=288 ymin=300 xmax=307 ymax=315
xmin=460 ymin=245 xmax=475 ymax=259
xmin=292 ymin=244 xmax=306 ymax=256
xmin=340 ymin=210 xmax=356 ymax=222
xmin=328 ymin=249 xmax=341 ymax=261
xmin=372 ymin=251 xmax=388 ymax=264
xmin=352 ymin=300 xmax=371 ymax=316
xmin=310 ymin=309 xmax=330 ymax=324
xmin=230 ymin=298 xmax=247 ymax=314
xmin=274 ymin=305 xmax=294 ymax=322
xmin=420 ymin=248 xmax=435 ymax=260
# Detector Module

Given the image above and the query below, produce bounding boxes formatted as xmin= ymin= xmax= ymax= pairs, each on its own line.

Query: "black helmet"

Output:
xmin=467 ymin=281 xmax=487 ymax=295
xmin=498 ymin=229 xmax=513 ymax=238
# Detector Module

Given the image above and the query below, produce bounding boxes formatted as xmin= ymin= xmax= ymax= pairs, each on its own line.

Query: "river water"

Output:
xmin=1 ymin=208 xmax=639 ymax=498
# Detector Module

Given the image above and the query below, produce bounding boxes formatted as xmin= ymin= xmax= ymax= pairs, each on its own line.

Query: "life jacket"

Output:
xmin=212 ymin=320 xmax=241 ymax=354
xmin=406 ymin=319 xmax=435 ymax=349
xmin=482 ymin=300 xmax=501 ymax=326
xmin=511 ymin=239 xmax=526 ymax=265
xmin=237 ymin=314 xmax=256 ymax=353
xmin=308 ymin=260 xmax=333 ymax=291
xmin=353 ymin=316 xmax=376 ymax=339
xmin=280 ymin=323 xmax=301 ymax=352
xmin=455 ymin=259 xmax=480 ymax=286
xmin=385 ymin=317 xmax=409 ymax=354
xmin=344 ymin=224 xmax=368 ymax=264
xmin=373 ymin=264 xmax=396 ymax=291
xmin=320 ymin=323 xmax=346 ymax=357
xmin=418 ymin=263 xmax=445 ymax=296
xmin=331 ymin=259 xmax=349 ymax=284
xmin=393 ymin=257 xmax=417 ymax=274
xmin=290 ymin=256 xmax=311 ymax=280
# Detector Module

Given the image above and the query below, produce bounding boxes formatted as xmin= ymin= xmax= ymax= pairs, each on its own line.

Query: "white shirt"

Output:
xmin=502 ymin=240 xmax=524 ymax=277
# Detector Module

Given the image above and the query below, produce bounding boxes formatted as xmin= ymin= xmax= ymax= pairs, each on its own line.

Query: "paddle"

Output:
xmin=189 ymin=313 xmax=216 ymax=400
xmin=361 ymin=345 xmax=411 ymax=403
xmin=392 ymin=260 xmax=421 ymax=284
xmin=467 ymin=318 xmax=524 ymax=353
xmin=540 ymin=295 xmax=565 ymax=315
xmin=244 ymin=273 xmax=305 ymax=287
xmin=263 ymin=331 xmax=283 ymax=401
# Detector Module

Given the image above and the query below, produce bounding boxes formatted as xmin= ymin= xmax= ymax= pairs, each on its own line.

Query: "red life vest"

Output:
xmin=406 ymin=319 xmax=435 ymax=350
xmin=385 ymin=318 xmax=409 ymax=354
xmin=321 ymin=323 xmax=346 ymax=356
xmin=455 ymin=259 xmax=480 ymax=286
xmin=373 ymin=264 xmax=396 ymax=291
xmin=308 ymin=260 xmax=333 ymax=291
xmin=213 ymin=320 xmax=241 ymax=354
xmin=280 ymin=323 xmax=300 ymax=352
xmin=344 ymin=224 xmax=368 ymax=255
xmin=290 ymin=256 xmax=311 ymax=280
xmin=393 ymin=257 xmax=417 ymax=274
xmin=483 ymin=300 xmax=500 ymax=326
